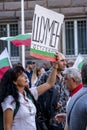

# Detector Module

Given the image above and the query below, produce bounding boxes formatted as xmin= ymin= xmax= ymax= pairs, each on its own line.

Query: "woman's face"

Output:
xmin=14 ymin=72 xmax=29 ymax=88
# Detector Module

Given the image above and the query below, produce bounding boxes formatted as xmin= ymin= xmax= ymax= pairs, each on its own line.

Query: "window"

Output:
xmin=0 ymin=23 xmax=19 ymax=61
xmin=63 ymin=19 xmax=87 ymax=56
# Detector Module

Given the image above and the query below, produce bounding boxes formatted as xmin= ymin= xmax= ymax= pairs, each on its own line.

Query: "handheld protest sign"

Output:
xmin=30 ymin=5 xmax=64 ymax=61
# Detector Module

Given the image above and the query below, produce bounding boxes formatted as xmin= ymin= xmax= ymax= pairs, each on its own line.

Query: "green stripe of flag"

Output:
xmin=78 ymin=61 xmax=84 ymax=70
xmin=7 ymin=33 xmax=31 ymax=41
xmin=0 ymin=58 xmax=10 ymax=68
xmin=30 ymin=48 xmax=55 ymax=57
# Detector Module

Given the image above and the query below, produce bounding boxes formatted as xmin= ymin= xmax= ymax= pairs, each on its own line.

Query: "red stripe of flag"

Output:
xmin=30 ymin=52 xmax=56 ymax=62
xmin=0 ymin=66 xmax=11 ymax=79
xmin=11 ymin=38 xmax=31 ymax=46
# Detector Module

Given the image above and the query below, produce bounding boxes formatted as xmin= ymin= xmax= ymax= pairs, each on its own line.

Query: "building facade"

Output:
xmin=0 ymin=0 xmax=87 ymax=65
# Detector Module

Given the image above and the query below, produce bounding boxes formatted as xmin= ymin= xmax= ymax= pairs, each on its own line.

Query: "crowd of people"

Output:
xmin=0 ymin=51 xmax=87 ymax=130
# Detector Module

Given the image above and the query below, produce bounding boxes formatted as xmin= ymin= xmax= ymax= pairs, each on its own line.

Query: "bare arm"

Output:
xmin=37 ymin=66 xmax=57 ymax=96
xmin=3 ymin=109 xmax=13 ymax=130
xmin=64 ymin=123 xmax=69 ymax=130
xmin=37 ymin=53 xmax=59 ymax=96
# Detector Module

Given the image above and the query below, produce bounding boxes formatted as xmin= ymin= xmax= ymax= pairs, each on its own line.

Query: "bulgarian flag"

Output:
xmin=0 ymin=33 xmax=31 ymax=47
xmin=0 ymin=48 xmax=12 ymax=80
xmin=72 ymin=54 xmax=84 ymax=71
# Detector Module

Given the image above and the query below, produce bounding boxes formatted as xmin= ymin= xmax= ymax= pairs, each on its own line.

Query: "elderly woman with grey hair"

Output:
xmin=55 ymin=67 xmax=83 ymax=127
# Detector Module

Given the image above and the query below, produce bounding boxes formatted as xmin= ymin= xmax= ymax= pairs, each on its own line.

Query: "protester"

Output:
xmin=31 ymin=66 xmax=38 ymax=88
xmin=36 ymin=67 xmax=45 ymax=77
xmin=63 ymin=67 xmax=82 ymax=104
xmin=25 ymin=61 xmax=33 ymax=88
xmin=55 ymin=67 xmax=83 ymax=126
xmin=35 ymin=52 xmax=69 ymax=130
xmin=0 ymin=53 xmax=59 ymax=130
xmin=31 ymin=64 xmax=45 ymax=87
xmin=63 ymin=62 xmax=87 ymax=130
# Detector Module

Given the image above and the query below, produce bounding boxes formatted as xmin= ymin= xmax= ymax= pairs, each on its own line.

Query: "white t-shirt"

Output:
xmin=1 ymin=87 xmax=38 ymax=130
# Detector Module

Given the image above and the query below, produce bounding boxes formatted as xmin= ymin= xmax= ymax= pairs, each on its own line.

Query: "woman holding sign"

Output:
xmin=0 ymin=53 xmax=60 ymax=130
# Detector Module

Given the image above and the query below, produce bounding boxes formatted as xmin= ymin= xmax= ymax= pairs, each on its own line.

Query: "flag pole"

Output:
xmin=21 ymin=0 xmax=25 ymax=68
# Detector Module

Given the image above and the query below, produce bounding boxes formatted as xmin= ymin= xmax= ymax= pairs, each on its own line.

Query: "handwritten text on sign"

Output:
xmin=32 ymin=14 xmax=60 ymax=51
xmin=31 ymin=5 xmax=64 ymax=54
xmin=31 ymin=5 xmax=64 ymax=53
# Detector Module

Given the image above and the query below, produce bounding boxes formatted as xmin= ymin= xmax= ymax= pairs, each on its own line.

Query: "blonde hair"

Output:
xmin=31 ymin=66 xmax=37 ymax=84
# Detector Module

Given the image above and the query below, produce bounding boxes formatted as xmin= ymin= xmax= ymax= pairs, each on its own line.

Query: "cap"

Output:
xmin=27 ymin=61 xmax=33 ymax=65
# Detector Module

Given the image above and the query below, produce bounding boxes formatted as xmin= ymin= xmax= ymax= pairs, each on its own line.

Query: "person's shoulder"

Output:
xmin=69 ymin=87 xmax=87 ymax=107
xmin=74 ymin=87 xmax=87 ymax=97
xmin=1 ymin=95 xmax=15 ymax=111
xmin=25 ymin=70 xmax=28 ymax=74
xmin=3 ymin=95 xmax=14 ymax=103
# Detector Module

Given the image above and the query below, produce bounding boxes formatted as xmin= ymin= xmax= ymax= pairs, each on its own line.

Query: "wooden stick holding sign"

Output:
xmin=30 ymin=4 xmax=64 ymax=62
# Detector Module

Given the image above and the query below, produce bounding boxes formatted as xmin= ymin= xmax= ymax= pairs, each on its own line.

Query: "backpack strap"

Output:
xmin=25 ymin=88 xmax=48 ymax=130
xmin=67 ymin=90 xmax=87 ymax=125
xmin=13 ymin=103 xmax=20 ymax=118
xmin=26 ymin=89 xmax=38 ymax=109
xmin=25 ymin=89 xmax=43 ymax=115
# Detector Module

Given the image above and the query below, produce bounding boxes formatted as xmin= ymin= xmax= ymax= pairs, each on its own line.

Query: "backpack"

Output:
xmin=0 ymin=89 xmax=48 ymax=130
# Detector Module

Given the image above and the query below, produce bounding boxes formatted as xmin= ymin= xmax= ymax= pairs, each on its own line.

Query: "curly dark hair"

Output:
xmin=0 ymin=65 xmax=25 ymax=105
